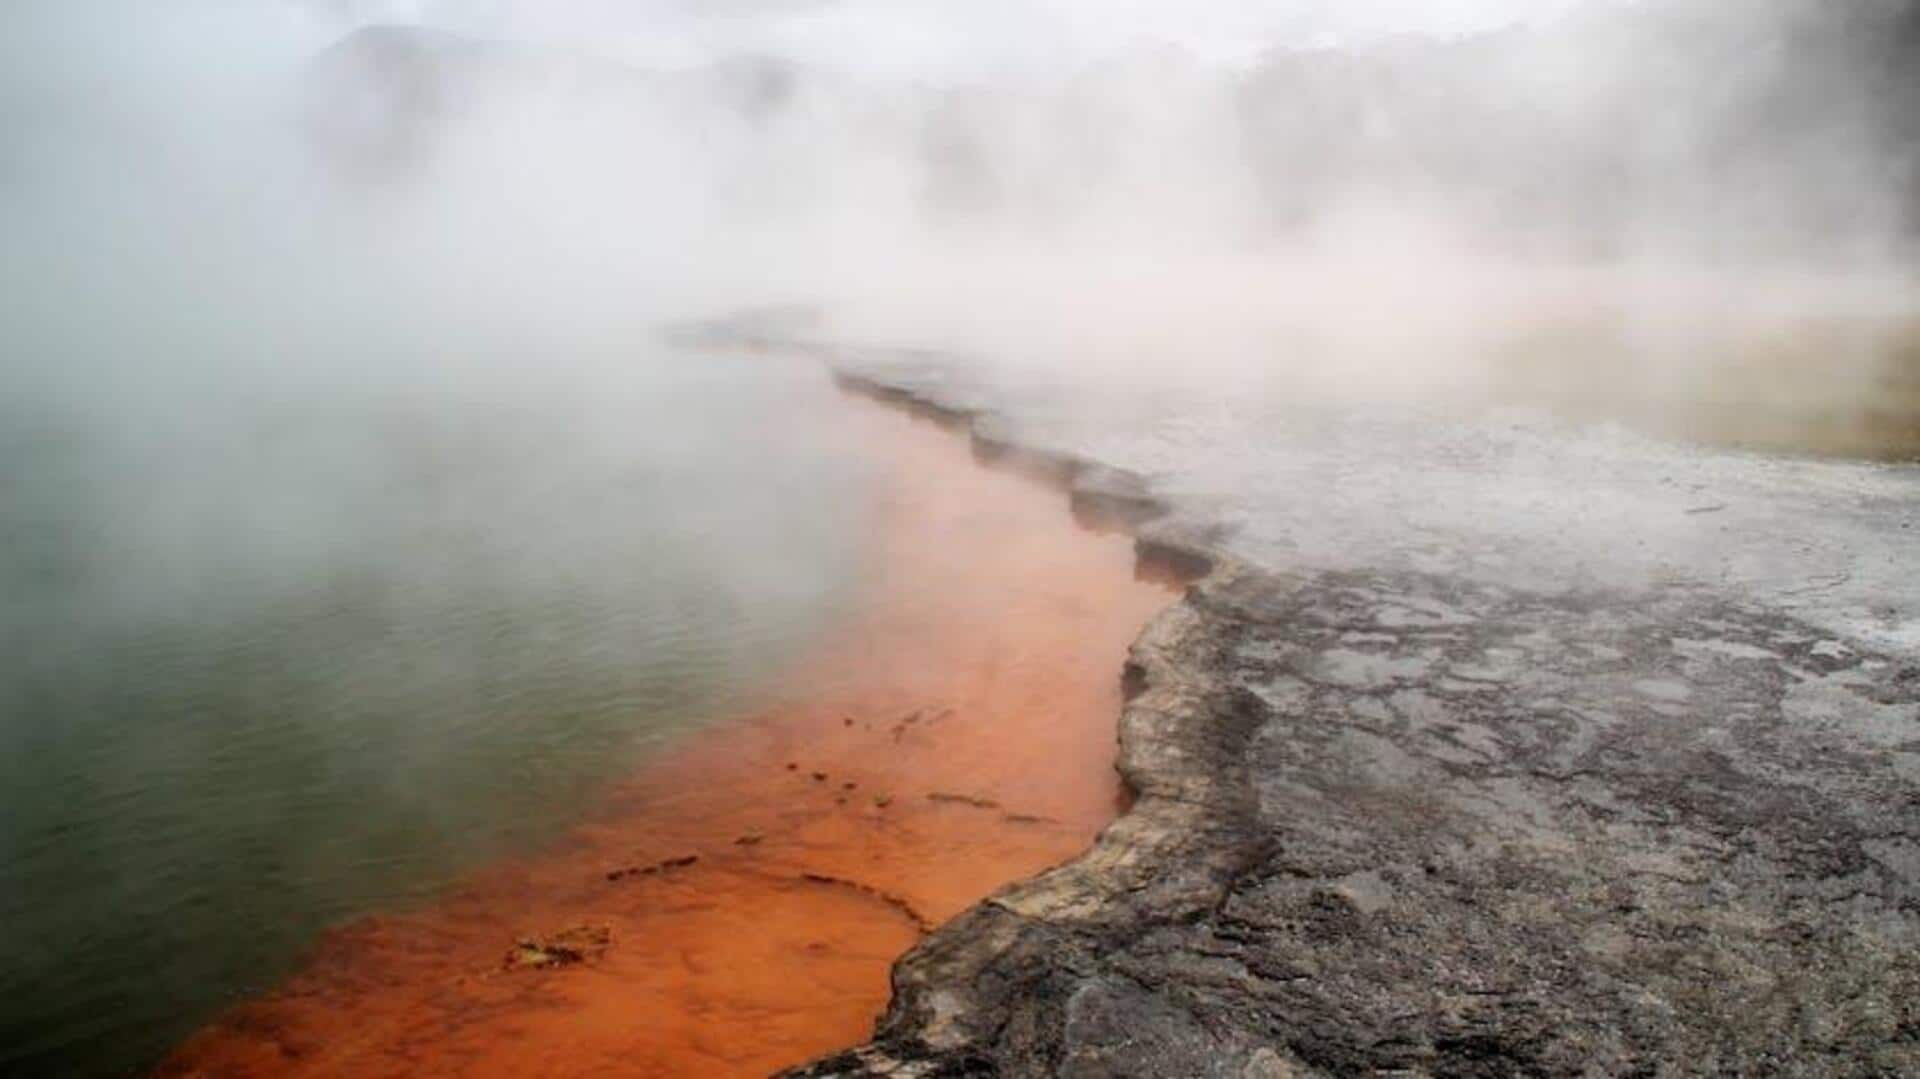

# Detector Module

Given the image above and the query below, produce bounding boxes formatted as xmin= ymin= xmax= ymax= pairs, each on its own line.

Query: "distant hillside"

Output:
xmin=1237 ymin=0 xmax=1920 ymax=257
xmin=299 ymin=26 xmax=800 ymax=183
xmin=299 ymin=6 xmax=1920 ymax=260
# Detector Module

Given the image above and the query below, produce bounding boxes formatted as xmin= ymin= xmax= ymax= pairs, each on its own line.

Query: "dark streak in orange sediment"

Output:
xmin=158 ymin=392 xmax=1174 ymax=1078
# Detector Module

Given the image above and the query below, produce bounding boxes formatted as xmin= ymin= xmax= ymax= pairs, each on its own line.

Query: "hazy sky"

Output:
xmin=320 ymin=0 xmax=1602 ymax=72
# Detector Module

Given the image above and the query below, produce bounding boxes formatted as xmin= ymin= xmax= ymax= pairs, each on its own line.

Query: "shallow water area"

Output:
xmin=0 ymin=348 xmax=870 ymax=1076
xmin=157 ymin=381 xmax=1173 ymax=1077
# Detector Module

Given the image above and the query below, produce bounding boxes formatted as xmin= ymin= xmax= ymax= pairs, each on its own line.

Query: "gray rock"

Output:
xmin=712 ymin=329 xmax=1920 ymax=1077
xmin=791 ymin=565 xmax=1920 ymax=1077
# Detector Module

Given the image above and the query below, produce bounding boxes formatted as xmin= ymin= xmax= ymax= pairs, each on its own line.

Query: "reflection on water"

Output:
xmin=0 ymin=349 xmax=870 ymax=1076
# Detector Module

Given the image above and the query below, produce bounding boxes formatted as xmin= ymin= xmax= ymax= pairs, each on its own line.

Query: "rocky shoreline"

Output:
xmin=714 ymin=325 xmax=1920 ymax=1076
xmin=153 ymin=369 xmax=1173 ymax=1077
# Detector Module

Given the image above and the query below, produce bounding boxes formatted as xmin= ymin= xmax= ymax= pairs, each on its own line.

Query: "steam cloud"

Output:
xmin=1 ymin=3 xmax=1915 ymax=624
xmin=7 ymin=2 xmax=1916 ymax=412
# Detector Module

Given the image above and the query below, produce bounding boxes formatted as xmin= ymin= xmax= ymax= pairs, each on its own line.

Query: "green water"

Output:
xmin=0 ymin=350 xmax=872 ymax=1076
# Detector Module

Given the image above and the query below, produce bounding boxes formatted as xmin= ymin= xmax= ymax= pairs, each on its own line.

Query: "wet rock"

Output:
xmin=503 ymin=924 xmax=611 ymax=971
xmin=699 ymin=328 xmax=1920 ymax=1076
xmin=799 ymin=874 xmax=935 ymax=936
xmin=788 ymin=569 xmax=1920 ymax=1076
xmin=926 ymin=792 xmax=1000 ymax=810
xmin=605 ymin=854 xmax=697 ymax=882
xmin=1069 ymin=465 xmax=1167 ymax=532
xmin=761 ymin=343 xmax=1920 ymax=1078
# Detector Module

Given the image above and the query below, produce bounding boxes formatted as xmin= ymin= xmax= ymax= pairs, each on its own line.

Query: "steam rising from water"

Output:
xmin=7 ymin=1 xmax=1913 ymax=422
xmin=21 ymin=0 xmax=1901 ymax=456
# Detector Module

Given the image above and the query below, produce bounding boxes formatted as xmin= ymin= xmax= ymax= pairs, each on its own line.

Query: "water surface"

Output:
xmin=0 ymin=348 xmax=870 ymax=1075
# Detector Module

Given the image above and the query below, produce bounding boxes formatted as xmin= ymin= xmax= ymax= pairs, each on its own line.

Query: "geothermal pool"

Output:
xmin=0 ymin=348 xmax=872 ymax=1076
xmin=155 ymin=376 xmax=1171 ymax=1077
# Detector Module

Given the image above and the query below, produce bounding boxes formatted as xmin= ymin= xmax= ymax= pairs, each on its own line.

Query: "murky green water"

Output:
xmin=0 ymin=350 xmax=872 ymax=1076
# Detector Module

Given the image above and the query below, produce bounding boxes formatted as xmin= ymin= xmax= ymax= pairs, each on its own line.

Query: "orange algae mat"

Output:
xmin=160 ymin=394 xmax=1173 ymax=1077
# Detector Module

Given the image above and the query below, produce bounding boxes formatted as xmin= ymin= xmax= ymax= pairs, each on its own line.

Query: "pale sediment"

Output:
xmin=750 ymin=327 xmax=1920 ymax=1077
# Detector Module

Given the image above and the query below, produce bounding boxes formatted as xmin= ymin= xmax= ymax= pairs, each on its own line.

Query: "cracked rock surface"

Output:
xmin=708 ymin=330 xmax=1920 ymax=1077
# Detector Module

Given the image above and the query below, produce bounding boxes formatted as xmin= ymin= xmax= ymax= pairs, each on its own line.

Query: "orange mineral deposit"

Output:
xmin=161 ymin=392 xmax=1171 ymax=1078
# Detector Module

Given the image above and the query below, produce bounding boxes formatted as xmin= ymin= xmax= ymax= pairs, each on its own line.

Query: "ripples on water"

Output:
xmin=0 ymin=350 xmax=871 ymax=1075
